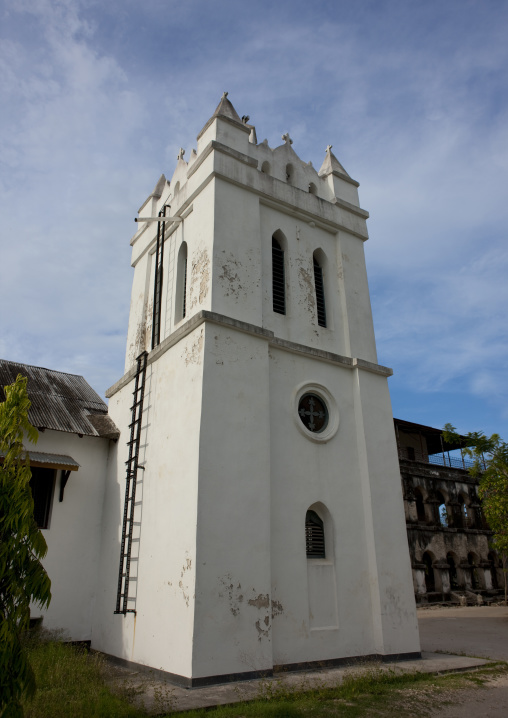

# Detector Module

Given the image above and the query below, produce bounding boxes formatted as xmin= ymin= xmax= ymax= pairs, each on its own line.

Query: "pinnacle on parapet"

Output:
xmin=318 ymin=145 xmax=349 ymax=178
xmin=211 ymin=91 xmax=243 ymax=124
xmin=152 ymin=174 xmax=167 ymax=199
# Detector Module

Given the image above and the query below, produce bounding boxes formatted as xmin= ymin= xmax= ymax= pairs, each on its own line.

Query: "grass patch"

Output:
xmin=22 ymin=630 xmax=144 ymax=718
xmin=170 ymin=664 xmax=508 ymax=718
xmin=19 ymin=631 xmax=508 ymax=718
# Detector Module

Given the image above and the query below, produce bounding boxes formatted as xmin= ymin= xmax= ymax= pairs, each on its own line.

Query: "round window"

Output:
xmin=298 ymin=393 xmax=329 ymax=433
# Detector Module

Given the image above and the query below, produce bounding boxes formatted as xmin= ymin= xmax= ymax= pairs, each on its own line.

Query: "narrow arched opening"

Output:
xmin=175 ymin=241 xmax=188 ymax=323
xmin=308 ymin=182 xmax=317 ymax=195
xmin=447 ymin=552 xmax=459 ymax=589
xmin=435 ymin=491 xmax=448 ymax=526
xmin=272 ymin=232 xmax=286 ymax=315
xmin=305 ymin=510 xmax=325 ymax=558
xmin=313 ymin=251 xmax=326 ymax=328
xmin=422 ymin=552 xmax=435 ymax=592
xmin=414 ymin=488 xmax=426 ymax=522
xmin=458 ymin=494 xmax=471 ymax=528
xmin=261 ymin=161 xmax=271 ymax=175
xmin=468 ymin=552 xmax=480 ymax=590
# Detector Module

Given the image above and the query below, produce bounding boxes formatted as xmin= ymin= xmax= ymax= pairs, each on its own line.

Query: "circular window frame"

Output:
xmin=292 ymin=382 xmax=339 ymax=443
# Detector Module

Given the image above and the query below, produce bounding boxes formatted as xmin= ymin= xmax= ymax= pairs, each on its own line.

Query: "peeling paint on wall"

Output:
xmin=247 ymin=593 xmax=270 ymax=609
xmin=178 ymin=553 xmax=192 ymax=607
xmin=271 ymin=599 xmax=284 ymax=618
xmin=127 ymin=317 xmax=146 ymax=368
xmin=218 ymin=575 xmax=244 ymax=617
xmin=218 ymin=253 xmax=244 ymax=301
xmin=189 ymin=248 xmax=210 ymax=309
xmin=255 ymin=619 xmax=270 ymax=640
xmin=183 ymin=329 xmax=204 ymax=365
xmin=297 ymin=262 xmax=316 ymax=315
xmin=247 ymin=592 xmax=271 ymax=641
xmin=145 ymin=297 xmax=153 ymax=349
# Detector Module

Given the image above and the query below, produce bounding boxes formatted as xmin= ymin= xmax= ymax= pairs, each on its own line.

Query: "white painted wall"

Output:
xmin=92 ymin=327 xmax=204 ymax=678
xmin=31 ymin=430 xmax=111 ymax=641
xmin=93 ymin=101 xmax=420 ymax=680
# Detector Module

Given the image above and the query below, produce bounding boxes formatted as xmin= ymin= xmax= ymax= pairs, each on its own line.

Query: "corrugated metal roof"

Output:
xmin=0 ymin=450 xmax=80 ymax=471
xmin=26 ymin=451 xmax=80 ymax=470
xmin=0 ymin=359 xmax=118 ymax=439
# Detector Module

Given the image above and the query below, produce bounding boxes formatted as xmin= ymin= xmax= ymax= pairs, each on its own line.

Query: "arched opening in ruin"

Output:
xmin=458 ymin=494 xmax=471 ymax=528
xmin=422 ymin=552 xmax=435 ymax=592
xmin=488 ymin=551 xmax=499 ymax=589
xmin=414 ymin=488 xmax=426 ymax=522
xmin=435 ymin=491 xmax=448 ymax=526
xmin=446 ymin=552 xmax=459 ymax=589
xmin=468 ymin=552 xmax=481 ymax=590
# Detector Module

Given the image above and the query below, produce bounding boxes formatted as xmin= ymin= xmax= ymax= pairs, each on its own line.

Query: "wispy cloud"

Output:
xmin=0 ymin=0 xmax=507 ymax=437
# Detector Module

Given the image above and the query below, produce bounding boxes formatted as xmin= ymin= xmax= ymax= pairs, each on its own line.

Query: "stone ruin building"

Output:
xmin=395 ymin=418 xmax=504 ymax=605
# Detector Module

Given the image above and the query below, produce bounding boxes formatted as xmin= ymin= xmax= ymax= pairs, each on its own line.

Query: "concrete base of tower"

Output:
xmin=100 ymin=651 xmax=423 ymax=689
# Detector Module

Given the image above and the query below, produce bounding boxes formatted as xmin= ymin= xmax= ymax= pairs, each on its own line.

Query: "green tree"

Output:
xmin=443 ymin=423 xmax=508 ymax=604
xmin=0 ymin=376 xmax=51 ymax=718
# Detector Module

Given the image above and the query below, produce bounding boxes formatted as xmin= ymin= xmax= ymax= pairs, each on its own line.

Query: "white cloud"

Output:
xmin=0 ymin=0 xmax=507 ymax=436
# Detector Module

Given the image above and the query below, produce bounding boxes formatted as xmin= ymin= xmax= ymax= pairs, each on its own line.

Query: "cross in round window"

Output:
xmin=298 ymin=393 xmax=328 ymax=433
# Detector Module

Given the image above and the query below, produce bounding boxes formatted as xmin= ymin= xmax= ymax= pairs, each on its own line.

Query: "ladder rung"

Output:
xmin=116 ymin=349 xmax=148 ymax=615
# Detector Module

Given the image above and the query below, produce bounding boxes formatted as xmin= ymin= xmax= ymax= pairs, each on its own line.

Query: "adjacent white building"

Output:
xmin=89 ymin=94 xmax=420 ymax=685
xmin=0 ymin=360 xmax=119 ymax=641
xmin=2 ymin=95 xmax=421 ymax=685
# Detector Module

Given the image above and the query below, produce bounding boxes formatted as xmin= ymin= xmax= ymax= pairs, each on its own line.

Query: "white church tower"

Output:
xmin=91 ymin=94 xmax=420 ymax=685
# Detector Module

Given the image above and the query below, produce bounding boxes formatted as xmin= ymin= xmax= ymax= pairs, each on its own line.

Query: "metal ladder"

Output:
xmin=115 ymin=351 xmax=148 ymax=615
xmin=151 ymin=207 xmax=168 ymax=349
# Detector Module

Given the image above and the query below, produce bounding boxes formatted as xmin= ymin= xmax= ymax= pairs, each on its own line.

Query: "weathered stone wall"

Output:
xmin=399 ymin=457 xmax=502 ymax=601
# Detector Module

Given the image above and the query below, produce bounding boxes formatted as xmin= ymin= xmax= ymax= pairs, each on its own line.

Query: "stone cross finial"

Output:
xmin=177 ymin=148 xmax=185 ymax=160
xmin=282 ymin=132 xmax=293 ymax=145
xmin=326 ymin=144 xmax=333 ymax=153
xmin=222 ymin=91 xmax=228 ymax=100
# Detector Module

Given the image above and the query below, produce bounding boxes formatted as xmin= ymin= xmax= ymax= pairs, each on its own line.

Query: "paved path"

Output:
xmin=418 ymin=605 xmax=508 ymax=661
xmin=105 ymin=652 xmax=493 ymax=713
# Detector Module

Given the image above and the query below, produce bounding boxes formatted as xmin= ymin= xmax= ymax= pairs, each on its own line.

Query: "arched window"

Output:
xmin=305 ymin=510 xmax=325 ymax=558
xmin=458 ymin=494 xmax=470 ymax=528
xmin=285 ymin=163 xmax=293 ymax=183
xmin=313 ymin=253 xmax=326 ymax=327
xmin=175 ymin=242 xmax=188 ymax=323
xmin=261 ymin=161 xmax=270 ymax=174
xmin=272 ymin=235 xmax=286 ymax=315
xmin=414 ymin=488 xmax=426 ymax=522
xmin=422 ymin=552 xmax=435 ymax=592
xmin=447 ymin=553 xmax=459 ymax=589
xmin=468 ymin=553 xmax=480 ymax=590
xmin=435 ymin=491 xmax=448 ymax=527
xmin=308 ymin=182 xmax=317 ymax=195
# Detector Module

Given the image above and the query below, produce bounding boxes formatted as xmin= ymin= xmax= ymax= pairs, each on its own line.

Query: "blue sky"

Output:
xmin=1 ymin=0 xmax=507 ymax=438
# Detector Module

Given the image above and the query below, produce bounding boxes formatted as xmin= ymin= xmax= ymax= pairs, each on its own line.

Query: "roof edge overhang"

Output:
xmin=0 ymin=450 xmax=80 ymax=471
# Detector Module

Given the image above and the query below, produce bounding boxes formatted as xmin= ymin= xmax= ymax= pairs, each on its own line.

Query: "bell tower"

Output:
xmin=91 ymin=94 xmax=420 ymax=685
